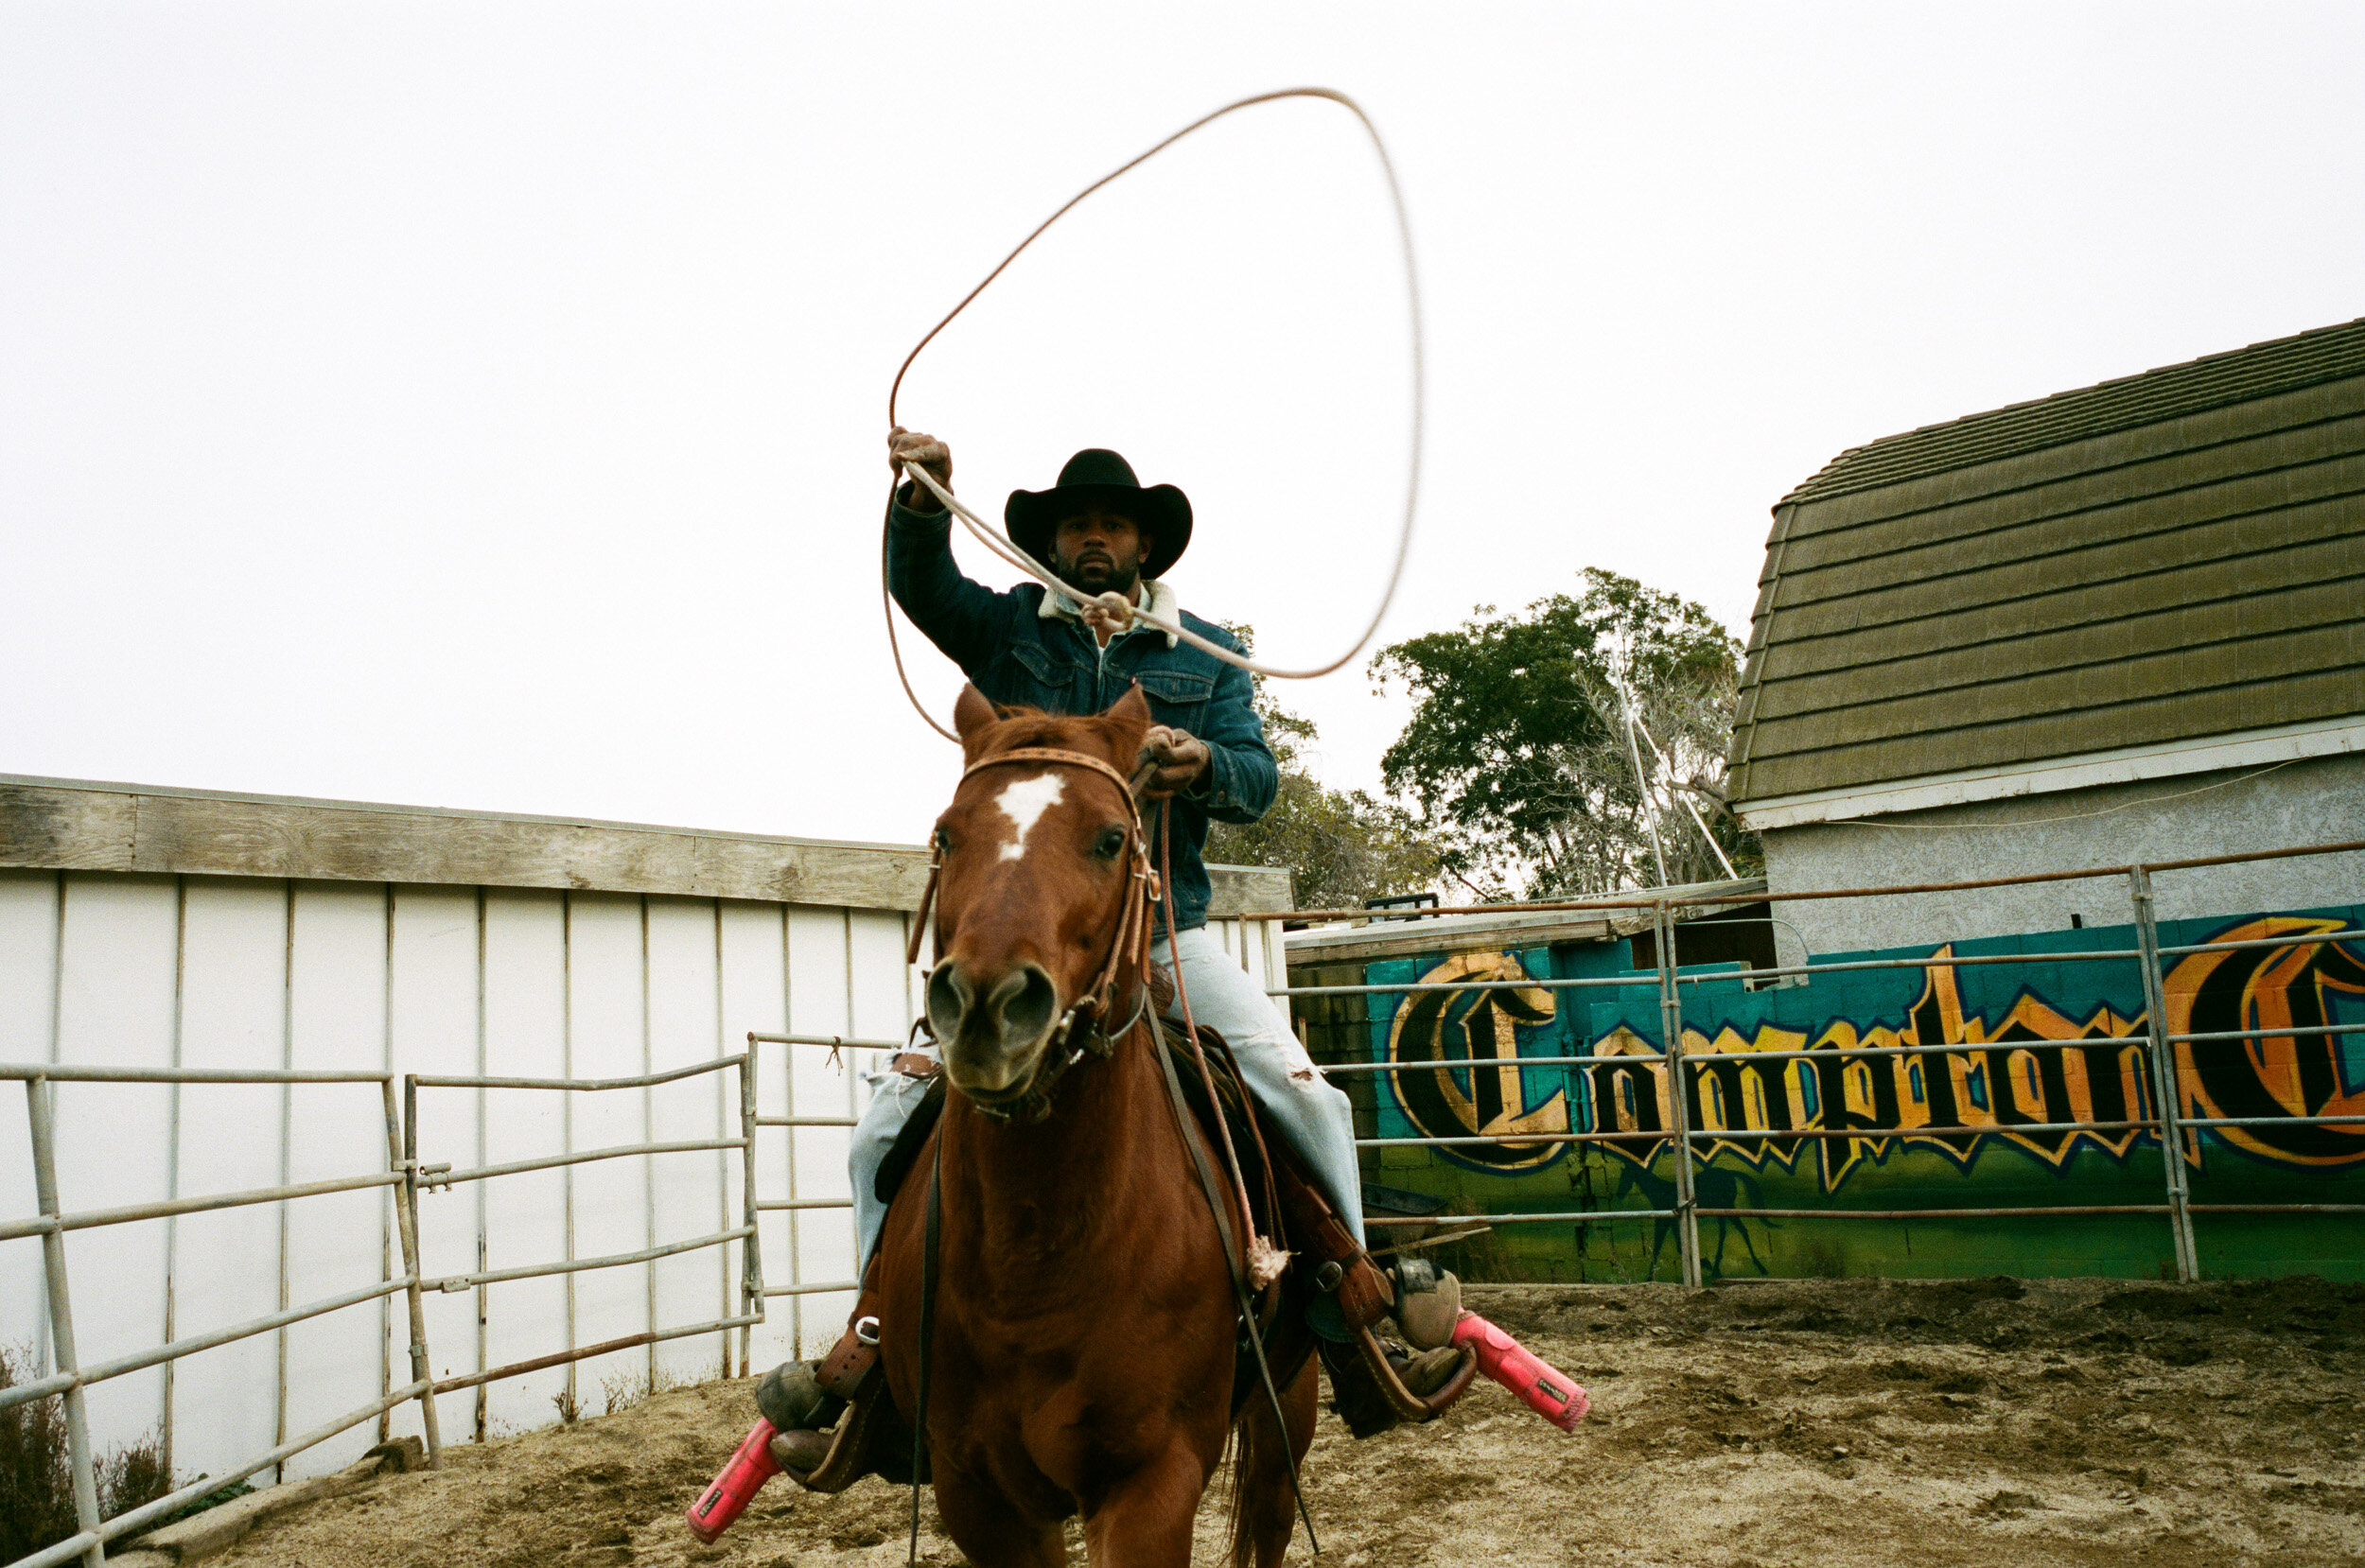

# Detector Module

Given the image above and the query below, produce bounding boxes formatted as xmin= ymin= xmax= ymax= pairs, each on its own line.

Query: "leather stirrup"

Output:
xmin=1270 ymin=1152 xmax=1394 ymax=1330
xmin=1349 ymin=1321 xmax=1478 ymax=1424
xmin=789 ymin=1367 xmax=894 ymax=1494
xmin=784 ymin=1314 xmax=886 ymax=1494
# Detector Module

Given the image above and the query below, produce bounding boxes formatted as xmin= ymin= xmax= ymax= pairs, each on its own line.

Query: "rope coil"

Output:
xmin=883 ymin=86 xmax=1425 ymax=738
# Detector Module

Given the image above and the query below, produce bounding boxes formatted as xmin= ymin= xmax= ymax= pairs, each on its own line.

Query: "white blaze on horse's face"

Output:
xmin=991 ymin=773 xmax=1067 ymax=863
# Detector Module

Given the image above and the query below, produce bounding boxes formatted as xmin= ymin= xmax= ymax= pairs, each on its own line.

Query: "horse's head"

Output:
xmin=922 ymin=683 xmax=1154 ymax=1114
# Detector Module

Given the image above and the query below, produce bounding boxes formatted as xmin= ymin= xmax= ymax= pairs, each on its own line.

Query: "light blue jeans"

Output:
xmin=850 ymin=925 xmax=1365 ymax=1276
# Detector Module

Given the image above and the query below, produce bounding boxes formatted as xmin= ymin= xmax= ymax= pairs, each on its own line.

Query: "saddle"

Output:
xmin=868 ymin=1014 xmax=1272 ymax=1245
xmin=777 ymin=1013 xmax=1474 ymax=1491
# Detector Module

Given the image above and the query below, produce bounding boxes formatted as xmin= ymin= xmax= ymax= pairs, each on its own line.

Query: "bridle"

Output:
xmin=905 ymin=744 xmax=1161 ymax=1122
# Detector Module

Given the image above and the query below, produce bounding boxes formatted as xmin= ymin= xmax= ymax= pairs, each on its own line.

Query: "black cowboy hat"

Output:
xmin=1005 ymin=448 xmax=1193 ymax=581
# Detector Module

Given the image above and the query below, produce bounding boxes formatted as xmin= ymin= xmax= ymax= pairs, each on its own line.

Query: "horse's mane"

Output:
xmin=978 ymin=704 xmax=1130 ymax=761
xmin=953 ymin=688 xmax=1153 ymax=783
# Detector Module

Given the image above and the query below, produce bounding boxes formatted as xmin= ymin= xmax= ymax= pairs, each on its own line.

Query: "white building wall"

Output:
xmin=1761 ymin=753 xmax=2365 ymax=956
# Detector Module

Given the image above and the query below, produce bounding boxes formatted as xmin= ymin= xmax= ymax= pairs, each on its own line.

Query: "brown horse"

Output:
xmin=870 ymin=683 xmax=1317 ymax=1567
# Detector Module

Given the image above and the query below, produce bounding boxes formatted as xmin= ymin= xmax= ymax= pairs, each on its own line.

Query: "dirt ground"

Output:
xmin=205 ymin=1277 xmax=2365 ymax=1567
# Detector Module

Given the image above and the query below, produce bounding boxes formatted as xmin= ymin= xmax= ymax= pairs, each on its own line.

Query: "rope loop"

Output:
xmin=883 ymin=86 xmax=1424 ymax=734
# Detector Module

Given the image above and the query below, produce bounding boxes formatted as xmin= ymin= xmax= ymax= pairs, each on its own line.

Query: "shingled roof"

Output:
xmin=1779 ymin=319 xmax=2365 ymax=506
xmin=1727 ymin=317 xmax=2365 ymax=811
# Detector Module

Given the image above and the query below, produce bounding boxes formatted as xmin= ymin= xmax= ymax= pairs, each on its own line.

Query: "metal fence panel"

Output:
xmin=716 ymin=898 xmax=790 ymax=1374
xmin=478 ymin=888 xmax=570 ymax=1435
xmin=44 ymin=876 xmax=177 ymax=1477
xmin=401 ymin=1051 xmax=761 ymax=1418
xmin=384 ymin=884 xmax=482 ymax=1451
xmin=1272 ymin=841 xmax=2363 ymax=1288
xmin=4 ymin=1065 xmax=438 ymax=1568
xmin=285 ymin=882 xmax=398 ymax=1475
xmin=645 ymin=895 xmax=730 ymax=1393
xmin=0 ymin=853 xmax=930 ymax=1546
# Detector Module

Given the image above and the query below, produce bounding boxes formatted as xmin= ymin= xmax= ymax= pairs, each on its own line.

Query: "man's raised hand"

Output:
xmin=888 ymin=427 xmax=953 ymax=512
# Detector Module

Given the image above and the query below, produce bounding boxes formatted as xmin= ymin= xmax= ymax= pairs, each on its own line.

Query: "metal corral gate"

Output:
xmin=0 ymin=1050 xmax=770 ymax=1568
xmin=0 ymin=1065 xmax=438 ymax=1568
xmin=1259 ymin=839 xmax=2365 ymax=1287
xmin=402 ymin=1053 xmax=764 ymax=1436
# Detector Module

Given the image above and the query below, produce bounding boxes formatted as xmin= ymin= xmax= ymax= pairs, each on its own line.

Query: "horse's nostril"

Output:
xmin=926 ymin=963 xmax=971 ymax=1044
xmin=990 ymin=965 xmax=1060 ymax=1049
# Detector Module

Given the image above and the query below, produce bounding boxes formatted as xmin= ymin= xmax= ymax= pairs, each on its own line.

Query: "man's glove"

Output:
xmin=887 ymin=427 xmax=953 ymax=512
xmin=1140 ymin=724 xmax=1211 ymax=799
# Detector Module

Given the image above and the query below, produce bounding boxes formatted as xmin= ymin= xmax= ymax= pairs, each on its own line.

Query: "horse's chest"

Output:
xmin=942 ymin=1340 xmax=1226 ymax=1493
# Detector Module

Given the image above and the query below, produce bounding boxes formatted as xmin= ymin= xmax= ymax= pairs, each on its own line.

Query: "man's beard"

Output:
xmin=1057 ymin=553 xmax=1142 ymax=600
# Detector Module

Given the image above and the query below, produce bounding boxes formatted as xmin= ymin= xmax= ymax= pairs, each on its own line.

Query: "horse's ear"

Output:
xmin=953 ymin=684 xmax=997 ymax=753
xmin=1106 ymin=683 xmax=1152 ymax=735
xmin=1103 ymin=683 xmax=1154 ymax=767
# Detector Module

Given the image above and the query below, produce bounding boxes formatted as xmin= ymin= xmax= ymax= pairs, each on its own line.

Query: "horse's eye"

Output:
xmin=932 ymin=824 xmax=953 ymax=856
xmin=1092 ymin=826 xmax=1128 ymax=861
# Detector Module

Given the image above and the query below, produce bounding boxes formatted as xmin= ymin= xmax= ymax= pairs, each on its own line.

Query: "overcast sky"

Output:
xmin=7 ymin=3 xmax=2361 ymax=849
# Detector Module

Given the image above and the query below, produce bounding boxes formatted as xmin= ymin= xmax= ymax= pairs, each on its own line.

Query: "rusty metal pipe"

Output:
xmin=1365 ymin=1209 xmax=1680 ymax=1227
xmin=1246 ymin=837 xmax=2365 ymax=921
xmin=427 ymin=1314 xmax=762 ymax=1397
xmin=423 ymin=1137 xmax=745 ymax=1189
xmin=408 ymin=1054 xmax=745 ymax=1092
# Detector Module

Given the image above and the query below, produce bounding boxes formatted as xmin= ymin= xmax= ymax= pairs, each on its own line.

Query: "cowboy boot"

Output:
xmin=1314 ymin=1258 xmax=1473 ymax=1437
xmin=1318 ymin=1335 xmax=1469 ymax=1438
xmin=1390 ymin=1257 xmax=1465 ymax=1350
xmin=754 ymin=1360 xmax=845 ymax=1475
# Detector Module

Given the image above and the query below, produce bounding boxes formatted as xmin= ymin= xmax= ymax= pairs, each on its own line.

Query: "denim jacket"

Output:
xmin=885 ymin=495 xmax=1277 ymax=932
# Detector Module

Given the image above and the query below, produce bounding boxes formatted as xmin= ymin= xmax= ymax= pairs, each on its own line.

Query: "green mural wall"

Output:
xmin=1297 ymin=905 xmax=2365 ymax=1283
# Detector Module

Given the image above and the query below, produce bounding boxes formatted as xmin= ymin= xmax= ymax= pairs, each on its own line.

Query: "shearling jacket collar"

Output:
xmin=1036 ymin=576 xmax=1182 ymax=647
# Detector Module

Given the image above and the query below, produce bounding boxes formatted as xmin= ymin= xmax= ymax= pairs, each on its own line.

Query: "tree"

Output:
xmin=1370 ymin=568 xmax=1758 ymax=899
xmin=1202 ymin=627 xmax=1442 ymax=912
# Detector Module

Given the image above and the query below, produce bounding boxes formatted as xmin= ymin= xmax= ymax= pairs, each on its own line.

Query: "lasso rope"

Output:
xmin=883 ymin=86 xmax=1425 ymax=740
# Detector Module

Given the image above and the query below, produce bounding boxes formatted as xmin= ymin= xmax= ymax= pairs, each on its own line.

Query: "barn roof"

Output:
xmin=1726 ymin=317 xmax=2365 ymax=819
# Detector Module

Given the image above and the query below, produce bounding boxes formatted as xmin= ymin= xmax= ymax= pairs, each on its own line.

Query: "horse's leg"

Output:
xmin=1231 ymin=1357 xmax=1321 ymax=1568
xmin=1079 ymin=1442 xmax=1210 ymax=1568
xmin=936 ymin=1470 xmax=1068 ymax=1568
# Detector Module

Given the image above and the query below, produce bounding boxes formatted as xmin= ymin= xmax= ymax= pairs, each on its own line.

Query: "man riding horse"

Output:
xmin=757 ymin=429 xmax=1472 ymax=1472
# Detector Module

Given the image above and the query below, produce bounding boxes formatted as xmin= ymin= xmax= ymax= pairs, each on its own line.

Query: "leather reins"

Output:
xmin=1150 ymin=803 xmax=1318 ymax=1552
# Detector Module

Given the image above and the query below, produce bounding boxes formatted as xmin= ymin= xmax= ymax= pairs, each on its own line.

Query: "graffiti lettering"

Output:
xmin=2173 ymin=917 xmax=2365 ymax=1167
xmin=1379 ymin=919 xmax=2365 ymax=1188
xmin=1385 ymin=951 xmax=1569 ymax=1170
